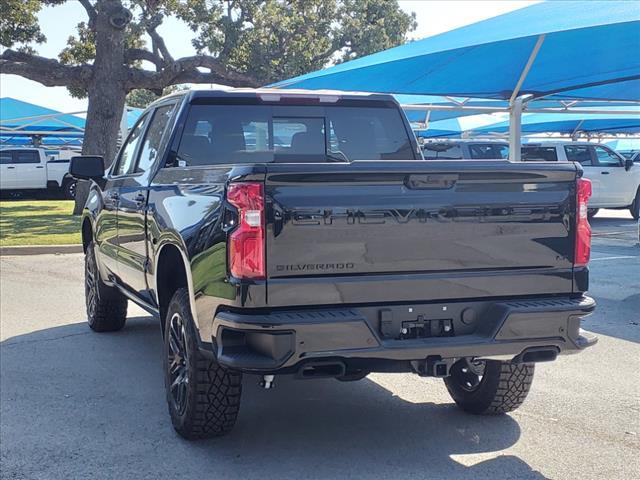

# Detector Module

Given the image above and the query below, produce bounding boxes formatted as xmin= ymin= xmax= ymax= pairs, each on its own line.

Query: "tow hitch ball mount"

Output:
xmin=411 ymin=356 xmax=456 ymax=378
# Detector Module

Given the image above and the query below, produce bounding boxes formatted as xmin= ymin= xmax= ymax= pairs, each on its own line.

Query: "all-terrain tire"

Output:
xmin=164 ymin=288 xmax=242 ymax=439
xmin=444 ymin=360 xmax=534 ymax=415
xmin=85 ymin=241 xmax=127 ymax=332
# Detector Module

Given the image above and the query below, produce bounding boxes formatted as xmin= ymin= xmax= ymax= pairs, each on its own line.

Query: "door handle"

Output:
xmin=36 ymin=166 xmax=44 ymax=169
xmin=6 ymin=166 xmax=15 ymax=169
xmin=601 ymin=171 xmax=610 ymax=175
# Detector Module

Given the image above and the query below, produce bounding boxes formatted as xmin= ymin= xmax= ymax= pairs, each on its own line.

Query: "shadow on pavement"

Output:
xmin=0 ymin=316 xmax=548 ymax=479
xmin=583 ymin=292 xmax=640 ymax=344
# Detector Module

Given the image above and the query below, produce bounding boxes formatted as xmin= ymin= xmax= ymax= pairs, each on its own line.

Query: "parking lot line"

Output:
xmin=589 ymin=255 xmax=637 ymax=261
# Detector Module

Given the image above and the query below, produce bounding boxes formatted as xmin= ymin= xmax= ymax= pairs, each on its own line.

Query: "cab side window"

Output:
xmin=136 ymin=105 xmax=175 ymax=173
xmin=113 ymin=114 xmax=149 ymax=176
xmin=469 ymin=144 xmax=509 ymax=159
xmin=0 ymin=151 xmax=14 ymax=164
xmin=565 ymin=146 xmax=592 ymax=165
xmin=593 ymin=146 xmax=623 ymax=167
xmin=13 ymin=151 xmax=40 ymax=164
xmin=522 ymin=146 xmax=558 ymax=161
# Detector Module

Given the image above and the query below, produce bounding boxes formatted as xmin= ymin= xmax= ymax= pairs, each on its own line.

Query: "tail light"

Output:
xmin=575 ymin=178 xmax=592 ymax=267
xmin=227 ymin=182 xmax=265 ymax=279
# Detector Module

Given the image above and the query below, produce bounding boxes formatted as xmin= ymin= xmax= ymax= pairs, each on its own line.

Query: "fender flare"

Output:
xmin=153 ymin=239 xmax=200 ymax=330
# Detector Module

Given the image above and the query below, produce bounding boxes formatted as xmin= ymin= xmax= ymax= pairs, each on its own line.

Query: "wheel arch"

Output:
xmin=154 ymin=242 xmax=199 ymax=336
xmin=81 ymin=216 xmax=93 ymax=253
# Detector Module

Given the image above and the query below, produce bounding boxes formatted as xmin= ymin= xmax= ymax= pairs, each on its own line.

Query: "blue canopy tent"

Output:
xmin=0 ymin=136 xmax=83 ymax=147
xmin=0 ymin=97 xmax=85 ymax=136
xmin=1 ymin=97 xmax=143 ymax=148
xmin=398 ymin=94 xmax=640 ymax=124
xmin=396 ymin=95 xmax=508 ymax=122
xmin=469 ymin=107 xmax=640 ymax=137
xmin=273 ymin=1 xmax=640 ymax=160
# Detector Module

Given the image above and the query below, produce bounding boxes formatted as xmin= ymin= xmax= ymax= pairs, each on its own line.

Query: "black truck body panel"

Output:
xmin=80 ymin=88 xmax=596 ymax=376
xmin=264 ymin=161 xmax=578 ymax=307
xmin=213 ymin=296 xmax=596 ymax=373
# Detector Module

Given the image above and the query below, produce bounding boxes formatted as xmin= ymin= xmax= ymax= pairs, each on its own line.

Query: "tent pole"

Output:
xmin=571 ymin=120 xmax=584 ymax=141
xmin=509 ymin=95 xmax=524 ymax=161
xmin=508 ymin=34 xmax=545 ymax=162
xmin=423 ymin=109 xmax=431 ymax=128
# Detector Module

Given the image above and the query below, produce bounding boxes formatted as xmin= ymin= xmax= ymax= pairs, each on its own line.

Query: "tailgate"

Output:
xmin=264 ymin=161 xmax=578 ymax=307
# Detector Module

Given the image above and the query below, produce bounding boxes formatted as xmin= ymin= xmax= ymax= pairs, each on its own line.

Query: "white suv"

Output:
xmin=521 ymin=142 xmax=640 ymax=219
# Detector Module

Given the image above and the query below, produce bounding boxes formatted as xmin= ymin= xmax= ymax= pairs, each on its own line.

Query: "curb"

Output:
xmin=0 ymin=244 xmax=83 ymax=256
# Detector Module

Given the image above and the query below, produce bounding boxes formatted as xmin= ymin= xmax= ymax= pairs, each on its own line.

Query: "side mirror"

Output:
xmin=70 ymin=155 xmax=105 ymax=180
xmin=625 ymin=158 xmax=634 ymax=171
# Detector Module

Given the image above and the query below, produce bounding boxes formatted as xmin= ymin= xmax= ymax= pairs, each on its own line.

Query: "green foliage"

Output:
xmin=3 ymin=0 xmax=416 ymax=87
xmin=59 ymin=22 xmax=97 ymax=66
xmin=59 ymin=20 xmax=146 ymax=67
xmin=337 ymin=0 xmax=418 ymax=63
xmin=176 ymin=0 xmax=417 ymax=84
xmin=0 ymin=0 xmax=58 ymax=47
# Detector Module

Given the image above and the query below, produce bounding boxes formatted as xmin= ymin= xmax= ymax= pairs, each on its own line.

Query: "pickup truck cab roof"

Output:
xmin=151 ymin=87 xmax=402 ymax=108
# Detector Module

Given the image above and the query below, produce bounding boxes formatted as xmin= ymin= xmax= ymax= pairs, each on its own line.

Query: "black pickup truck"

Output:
xmin=71 ymin=88 xmax=596 ymax=439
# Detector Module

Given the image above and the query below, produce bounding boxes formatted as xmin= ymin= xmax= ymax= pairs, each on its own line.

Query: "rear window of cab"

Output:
xmin=173 ymin=104 xmax=416 ymax=166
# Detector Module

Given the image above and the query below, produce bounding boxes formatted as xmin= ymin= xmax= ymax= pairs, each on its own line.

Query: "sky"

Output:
xmin=0 ymin=0 xmax=539 ymax=115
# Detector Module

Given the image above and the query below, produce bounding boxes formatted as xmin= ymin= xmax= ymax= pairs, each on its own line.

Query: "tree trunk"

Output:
xmin=73 ymin=0 xmax=129 ymax=215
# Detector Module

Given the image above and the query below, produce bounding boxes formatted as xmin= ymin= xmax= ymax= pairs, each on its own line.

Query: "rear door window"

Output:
xmin=522 ymin=146 xmax=558 ymax=162
xmin=469 ymin=144 xmax=509 ymax=159
xmin=564 ymin=146 xmax=592 ymax=165
xmin=13 ymin=151 xmax=40 ymax=164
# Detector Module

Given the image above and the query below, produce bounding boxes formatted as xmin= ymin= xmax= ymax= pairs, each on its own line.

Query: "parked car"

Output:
xmin=0 ymin=147 xmax=77 ymax=198
xmin=421 ymin=139 xmax=509 ymax=160
xmin=71 ymin=89 xmax=596 ymax=439
xmin=520 ymin=142 xmax=640 ymax=219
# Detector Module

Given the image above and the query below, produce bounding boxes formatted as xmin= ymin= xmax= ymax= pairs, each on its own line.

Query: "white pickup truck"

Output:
xmin=0 ymin=148 xmax=77 ymax=199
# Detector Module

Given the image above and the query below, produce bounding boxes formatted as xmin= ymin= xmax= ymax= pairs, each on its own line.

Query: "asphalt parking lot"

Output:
xmin=1 ymin=210 xmax=638 ymax=480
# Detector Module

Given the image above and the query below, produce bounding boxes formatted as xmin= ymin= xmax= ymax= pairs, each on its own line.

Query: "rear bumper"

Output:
xmin=210 ymin=295 xmax=597 ymax=373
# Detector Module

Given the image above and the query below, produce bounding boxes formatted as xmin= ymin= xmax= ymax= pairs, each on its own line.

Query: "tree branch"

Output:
xmin=0 ymin=49 xmax=92 ymax=88
xmin=125 ymin=48 xmax=163 ymax=68
xmin=143 ymin=14 xmax=173 ymax=64
xmin=78 ymin=0 xmax=97 ymax=29
xmin=125 ymin=55 xmax=259 ymax=90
